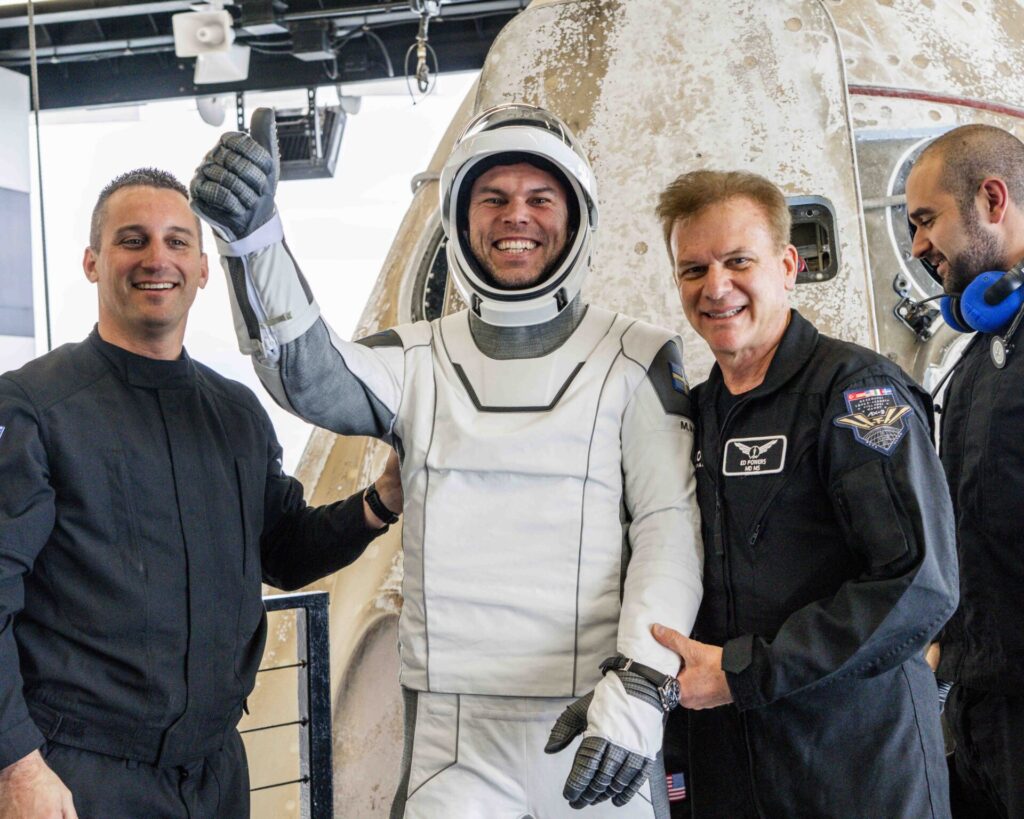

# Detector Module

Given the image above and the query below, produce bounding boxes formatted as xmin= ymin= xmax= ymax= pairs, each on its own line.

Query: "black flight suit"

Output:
xmin=939 ymin=324 xmax=1024 ymax=818
xmin=673 ymin=310 xmax=958 ymax=818
xmin=0 ymin=329 xmax=386 ymax=817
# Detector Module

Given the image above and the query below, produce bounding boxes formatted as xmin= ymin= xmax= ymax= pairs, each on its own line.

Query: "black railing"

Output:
xmin=245 ymin=591 xmax=333 ymax=819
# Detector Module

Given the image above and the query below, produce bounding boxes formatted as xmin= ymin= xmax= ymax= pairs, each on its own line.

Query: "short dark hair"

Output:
xmin=655 ymin=169 xmax=791 ymax=260
xmin=918 ymin=124 xmax=1024 ymax=215
xmin=90 ymin=168 xmax=200 ymax=250
xmin=460 ymin=152 xmax=577 ymax=230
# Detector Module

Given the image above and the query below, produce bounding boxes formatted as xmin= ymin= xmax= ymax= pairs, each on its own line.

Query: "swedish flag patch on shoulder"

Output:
xmin=669 ymin=361 xmax=688 ymax=394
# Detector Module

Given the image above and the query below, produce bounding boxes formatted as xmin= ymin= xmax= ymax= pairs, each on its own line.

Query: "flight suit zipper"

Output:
xmin=714 ymin=387 xmax=770 ymax=818
xmin=743 ymin=443 xmax=812 ymax=548
xmin=715 ymin=394 xmax=748 ymax=641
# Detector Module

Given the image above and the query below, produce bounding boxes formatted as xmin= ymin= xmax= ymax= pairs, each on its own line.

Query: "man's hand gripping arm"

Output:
xmin=191 ymin=108 xmax=404 ymax=438
xmin=545 ymin=337 xmax=704 ymax=809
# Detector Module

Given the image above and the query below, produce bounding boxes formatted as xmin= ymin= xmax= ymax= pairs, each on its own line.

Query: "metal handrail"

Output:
xmin=248 ymin=591 xmax=333 ymax=819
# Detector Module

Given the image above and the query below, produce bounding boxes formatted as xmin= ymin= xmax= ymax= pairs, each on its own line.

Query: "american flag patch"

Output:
xmin=666 ymin=771 xmax=687 ymax=802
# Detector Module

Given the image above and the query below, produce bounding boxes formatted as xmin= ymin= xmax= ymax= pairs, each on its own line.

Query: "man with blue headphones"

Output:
xmin=907 ymin=124 xmax=1024 ymax=818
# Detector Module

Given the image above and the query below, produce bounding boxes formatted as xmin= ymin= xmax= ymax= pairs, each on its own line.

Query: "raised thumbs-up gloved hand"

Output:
xmin=191 ymin=107 xmax=280 ymax=243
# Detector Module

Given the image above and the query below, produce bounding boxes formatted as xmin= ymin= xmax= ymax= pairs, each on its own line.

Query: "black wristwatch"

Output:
xmin=364 ymin=483 xmax=399 ymax=525
xmin=600 ymin=654 xmax=681 ymax=712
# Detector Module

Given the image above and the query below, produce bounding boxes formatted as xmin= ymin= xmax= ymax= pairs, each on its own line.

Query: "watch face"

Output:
xmin=662 ymin=678 xmax=681 ymax=712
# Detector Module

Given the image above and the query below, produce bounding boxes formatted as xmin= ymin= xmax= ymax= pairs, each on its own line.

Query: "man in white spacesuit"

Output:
xmin=191 ymin=104 xmax=702 ymax=818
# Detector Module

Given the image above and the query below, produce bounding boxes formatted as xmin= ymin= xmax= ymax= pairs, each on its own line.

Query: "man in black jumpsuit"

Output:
xmin=651 ymin=170 xmax=959 ymax=817
xmin=907 ymin=124 xmax=1024 ymax=818
xmin=0 ymin=170 xmax=399 ymax=818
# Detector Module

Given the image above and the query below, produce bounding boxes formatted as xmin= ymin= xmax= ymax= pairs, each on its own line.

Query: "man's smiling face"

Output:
xmin=907 ymin=154 xmax=1007 ymax=295
xmin=83 ymin=185 xmax=208 ymax=350
xmin=671 ymin=195 xmax=796 ymax=364
xmin=467 ymin=162 xmax=569 ymax=289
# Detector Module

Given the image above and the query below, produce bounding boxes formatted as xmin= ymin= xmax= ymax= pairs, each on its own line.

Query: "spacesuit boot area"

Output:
xmin=191 ymin=103 xmax=703 ymax=818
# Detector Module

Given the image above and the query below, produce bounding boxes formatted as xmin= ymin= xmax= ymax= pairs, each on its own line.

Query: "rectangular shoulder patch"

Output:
xmin=669 ymin=361 xmax=688 ymax=394
xmin=723 ymin=435 xmax=787 ymax=476
xmin=833 ymin=386 xmax=912 ymax=455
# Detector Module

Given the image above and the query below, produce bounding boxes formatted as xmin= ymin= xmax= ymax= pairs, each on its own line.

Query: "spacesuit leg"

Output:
xmin=398 ymin=691 xmax=527 ymax=819
xmin=390 ymin=687 xmax=418 ymax=819
xmin=397 ymin=692 xmax=660 ymax=819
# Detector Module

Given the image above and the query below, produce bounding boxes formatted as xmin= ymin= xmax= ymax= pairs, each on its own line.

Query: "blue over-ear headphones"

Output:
xmin=907 ymin=219 xmax=1024 ymax=333
xmin=938 ymin=265 xmax=1024 ymax=334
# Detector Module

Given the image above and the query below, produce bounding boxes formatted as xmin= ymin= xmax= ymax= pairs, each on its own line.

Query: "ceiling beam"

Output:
xmin=10 ymin=10 xmax=512 ymax=108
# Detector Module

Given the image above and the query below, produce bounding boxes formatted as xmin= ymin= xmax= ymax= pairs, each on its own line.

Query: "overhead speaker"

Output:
xmin=196 ymin=95 xmax=227 ymax=126
xmin=172 ymin=9 xmax=236 ymax=57
xmin=194 ymin=45 xmax=251 ymax=84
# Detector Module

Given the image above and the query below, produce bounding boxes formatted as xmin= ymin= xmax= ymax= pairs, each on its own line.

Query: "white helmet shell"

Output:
xmin=439 ymin=104 xmax=598 ymax=327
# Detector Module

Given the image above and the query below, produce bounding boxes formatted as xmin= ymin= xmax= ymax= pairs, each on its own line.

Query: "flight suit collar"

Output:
xmin=88 ymin=325 xmax=195 ymax=389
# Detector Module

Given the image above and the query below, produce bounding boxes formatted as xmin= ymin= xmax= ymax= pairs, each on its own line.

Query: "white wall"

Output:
xmin=26 ymin=74 xmax=477 ymax=471
xmin=0 ymin=66 xmax=29 ymax=192
xmin=0 ymin=67 xmax=34 ymax=368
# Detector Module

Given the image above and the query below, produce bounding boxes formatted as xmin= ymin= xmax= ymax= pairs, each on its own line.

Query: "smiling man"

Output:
xmin=0 ymin=169 xmax=398 ymax=818
xmin=84 ymin=178 xmax=211 ymax=357
xmin=652 ymin=169 xmax=958 ymax=818
xmin=190 ymin=104 xmax=703 ymax=818
xmin=907 ymin=125 xmax=1024 ymax=818
xmin=466 ymin=161 xmax=570 ymax=289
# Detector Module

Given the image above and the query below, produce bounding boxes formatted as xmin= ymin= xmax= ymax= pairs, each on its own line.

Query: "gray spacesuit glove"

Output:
xmin=545 ymin=657 xmax=678 ymax=809
xmin=190 ymin=107 xmax=280 ymax=245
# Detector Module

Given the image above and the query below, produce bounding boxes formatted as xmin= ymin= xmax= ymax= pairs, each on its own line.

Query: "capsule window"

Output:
xmin=410 ymin=226 xmax=450 ymax=322
xmin=787 ymin=196 xmax=839 ymax=284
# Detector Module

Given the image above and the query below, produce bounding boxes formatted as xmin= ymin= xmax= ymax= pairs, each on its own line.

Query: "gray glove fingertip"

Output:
xmin=607 ymin=762 xmax=635 ymax=797
xmin=544 ymin=691 xmax=592 ymax=754
xmin=199 ymin=163 xmax=247 ymax=202
xmin=544 ymin=712 xmax=582 ymax=754
xmin=611 ymin=784 xmax=641 ymax=807
xmin=249 ymin=107 xmax=280 ymax=191
xmin=574 ymin=741 xmax=641 ymax=808
xmin=611 ymin=758 xmax=652 ymax=807
xmin=216 ymin=148 xmax=269 ymax=196
xmin=192 ymin=179 xmax=244 ymax=218
xmin=562 ymin=735 xmax=602 ymax=799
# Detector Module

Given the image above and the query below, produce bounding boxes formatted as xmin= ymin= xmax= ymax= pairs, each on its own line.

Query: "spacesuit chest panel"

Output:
xmin=438 ymin=308 xmax=617 ymax=410
xmin=393 ymin=307 xmax=648 ymax=697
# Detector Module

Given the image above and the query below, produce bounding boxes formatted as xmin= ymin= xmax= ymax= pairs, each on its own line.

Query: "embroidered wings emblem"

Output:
xmin=833 ymin=386 xmax=913 ymax=455
xmin=834 ymin=405 xmax=912 ymax=432
xmin=733 ymin=439 xmax=779 ymax=459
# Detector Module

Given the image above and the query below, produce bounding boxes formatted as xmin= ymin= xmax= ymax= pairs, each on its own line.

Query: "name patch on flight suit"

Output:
xmin=723 ymin=436 xmax=787 ymax=476
xmin=833 ymin=387 xmax=912 ymax=455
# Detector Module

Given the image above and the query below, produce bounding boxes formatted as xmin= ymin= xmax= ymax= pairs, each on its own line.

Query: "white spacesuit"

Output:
xmin=192 ymin=104 xmax=702 ymax=818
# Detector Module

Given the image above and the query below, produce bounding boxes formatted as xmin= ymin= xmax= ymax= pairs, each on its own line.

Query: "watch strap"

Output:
xmin=364 ymin=483 xmax=399 ymax=525
xmin=600 ymin=655 xmax=680 ymax=712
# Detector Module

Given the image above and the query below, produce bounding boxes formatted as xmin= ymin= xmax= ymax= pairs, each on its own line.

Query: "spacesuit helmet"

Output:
xmin=440 ymin=103 xmax=598 ymax=327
